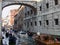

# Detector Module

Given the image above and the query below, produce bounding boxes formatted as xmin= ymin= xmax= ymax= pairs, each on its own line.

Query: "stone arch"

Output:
xmin=2 ymin=3 xmax=37 ymax=15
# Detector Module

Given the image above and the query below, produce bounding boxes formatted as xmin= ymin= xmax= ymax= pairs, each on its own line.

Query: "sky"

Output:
xmin=2 ymin=5 xmax=20 ymax=19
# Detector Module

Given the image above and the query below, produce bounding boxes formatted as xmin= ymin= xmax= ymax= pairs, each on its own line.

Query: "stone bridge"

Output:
xmin=2 ymin=1 xmax=37 ymax=15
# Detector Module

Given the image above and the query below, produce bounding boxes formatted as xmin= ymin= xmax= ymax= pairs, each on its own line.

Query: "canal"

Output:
xmin=18 ymin=36 xmax=36 ymax=45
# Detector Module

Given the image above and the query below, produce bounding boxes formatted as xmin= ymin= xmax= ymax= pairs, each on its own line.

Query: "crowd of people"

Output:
xmin=2 ymin=27 xmax=17 ymax=45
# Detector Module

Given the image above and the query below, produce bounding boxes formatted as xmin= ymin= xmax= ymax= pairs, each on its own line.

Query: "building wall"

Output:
xmin=9 ymin=9 xmax=18 ymax=26
xmin=36 ymin=0 xmax=60 ymax=35
xmin=23 ymin=0 xmax=60 ymax=35
xmin=23 ymin=6 xmax=34 ymax=31
xmin=14 ymin=6 xmax=26 ymax=30
xmin=14 ymin=0 xmax=60 ymax=35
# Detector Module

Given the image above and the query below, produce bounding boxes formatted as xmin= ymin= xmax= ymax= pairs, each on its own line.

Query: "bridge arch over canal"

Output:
xmin=2 ymin=1 xmax=37 ymax=15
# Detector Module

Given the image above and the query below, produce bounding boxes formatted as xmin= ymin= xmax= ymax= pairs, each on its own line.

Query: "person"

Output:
xmin=10 ymin=28 xmax=13 ymax=34
xmin=2 ymin=32 xmax=9 ymax=45
xmin=9 ymin=33 xmax=16 ymax=45
xmin=9 ymin=34 xmax=12 ymax=45
xmin=12 ymin=35 xmax=17 ymax=45
xmin=5 ymin=32 xmax=9 ymax=45
xmin=2 ymin=30 xmax=6 ymax=45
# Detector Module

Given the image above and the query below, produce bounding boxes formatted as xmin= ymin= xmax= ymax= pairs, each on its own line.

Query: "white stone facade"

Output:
xmin=12 ymin=0 xmax=60 ymax=35
xmin=23 ymin=0 xmax=60 ymax=35
xmin=37 ymin=0 xmax=60 ymax=35
xmin=14 ymin=6 xmax=25 ymax=30
xmin=23 ymin=6 xmax=35 ymax=31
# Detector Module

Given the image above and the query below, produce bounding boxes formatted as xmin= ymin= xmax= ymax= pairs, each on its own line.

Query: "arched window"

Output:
xmin=46 ymin=20 xmax=49 ymax=25
xmin=54 ymin=0 xmax=58 ymax=5
xmin=40 ymin=6 xmax=42 ymax=11
xmin=46 ymin=3 xmax=49 ymax=8
xmin=35 ymin=21 xmax=37 ymax=26
xmin=54 ymin=19 xmax=59 ymax=25
xmin=39 ymin=21 xmax=41 ymax=26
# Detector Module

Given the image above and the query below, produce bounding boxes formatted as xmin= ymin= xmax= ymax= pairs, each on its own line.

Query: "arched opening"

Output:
xmin=2 ymin=2 xmax=37 ymax=30
xmin=2 ymin=3 xmax=37 ymax=15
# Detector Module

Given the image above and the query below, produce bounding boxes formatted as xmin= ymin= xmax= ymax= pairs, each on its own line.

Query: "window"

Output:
xmin=35 ymin=21 xmax=37 ymax=26
xmin=25 ymin=13 xmax=26 ymax=15
xmin=31 ymin=10 xmax=33 ymax=14
xmin=14 ymin=20 xmax=17 ymax=24
xmin=24 ymin=23 xmax=26 ymax=26
xmin=46 ymin=3 xmax=49 ymax=8
xmin=28 ymin=11 xmax=29 ymax=15
xmin=54 ymin=19 xmax=59 ymax=25
xmin=27 ymin=22 xmax=29 ymax=27
xmin=40 ymin=6 xmax=42 ymax=11
xmin=25 ymin=13 xmax=26 ymax=17
xmin=46 ymin=20 xmax=49 ymax=25
xmin=31 ymin=22 xmax=32 ymax=26
xmin=54 ymin=0 xmax=58 ymax=5
xmin=39 ymin=21 xmax=41 ymax=26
